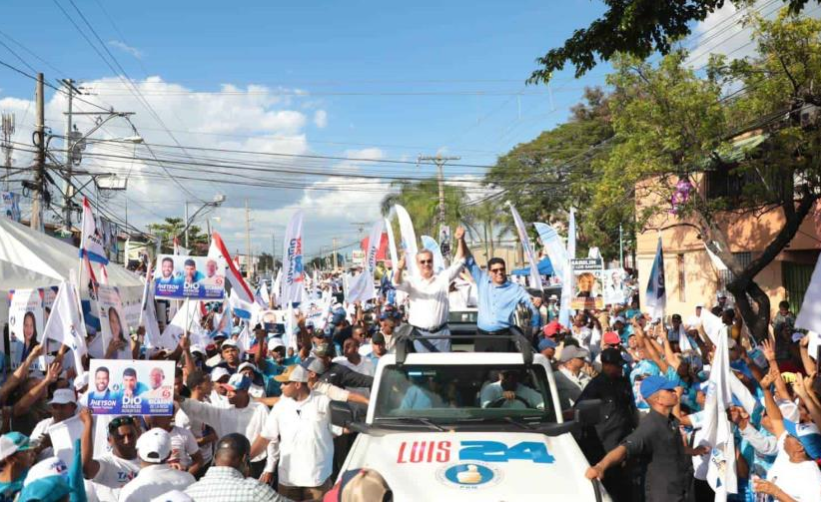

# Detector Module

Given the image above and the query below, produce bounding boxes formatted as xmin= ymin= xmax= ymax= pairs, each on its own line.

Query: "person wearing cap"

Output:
xmin=177 ymin=373 xmax=270 ymax=478
xmin=208 ymin=367 xmax=232 ymax=408
xmin=17 ymin=455 xmax=82 ymax=502
xmin=576 ymin=348 xmax=638 ymax=501
xmin=251 ymin=364 xmax=337 ymax=501
xmin=79 ymin=408 xmax=141 ymax=501
xmin=537 ymin=338 xmax=557 ymax=365
xmin=314 ymin=342 xmax=374 ymax=391
xmin=238 ymin=362 xmax=277 ymax=398
xmin=585 ymin=375 xmax=708 ymax=501
xmin=460 ymin=239 xmax=539 ymax=350
xmin=364 ymin=332 xmax=388 ymax=366
xmin=479 ymin=370 xmax=544 ymax=409
xmin=215 ymin=340 xmax=242 ymax=374
xmin=554 ymin=345 xmax=592 ymax=409
xmin=29 ymin=388 xmax=81 ymax=463
xmin=143 ymin=415 xmax=203 ymax=477
xmin=118 ymin=428 xmax=196 ymax=502
xmin=295 ymin=359 xmax=370 ymax=405
xmin=0 ymin=432 xmax=34 ymax=501
xmin=323 ymin=468 xmax=393 ymax=502
xmin=374 ymin=311 xmax=399 ymax=351
xmin=185 ymin=433 xmax=288 ymax=502
xmin=393 ymin=226 xmax=467 ymax=353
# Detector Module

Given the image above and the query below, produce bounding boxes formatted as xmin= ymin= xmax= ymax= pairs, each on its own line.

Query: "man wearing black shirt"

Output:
xmin=584 ymin=375 xmax=708 ymax=501
xmin=576 ymin=348 xmax=637 ymax=501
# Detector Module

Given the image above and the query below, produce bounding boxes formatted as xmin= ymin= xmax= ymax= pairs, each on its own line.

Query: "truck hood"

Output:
xmin=342 ymin=430 xmax=604 ymax=501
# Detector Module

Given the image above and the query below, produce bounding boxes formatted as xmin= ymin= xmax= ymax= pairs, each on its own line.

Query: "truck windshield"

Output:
xmin=373 ymin=364 xmax=557 ymax=423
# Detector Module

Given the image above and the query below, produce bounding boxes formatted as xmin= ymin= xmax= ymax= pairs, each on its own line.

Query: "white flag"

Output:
xmin=366 ymin=220 xmax=384 ymax=275
xmin=271 ymin=269 xmax=282 ymax=307
xmin=694 ymin=324 xmax=737 ymax=499
xmin=394 ymin=204 xmax=418 ymax=277
xmin=645 ymin=237 xmax=666 ymax=321
xmin=160 ymin=299 xmax=204 ymax=349
xmin=796 ymin=252 xmax=821 ymax=334
xmin=42 ymin=281 xmax=88 ymax=375
xmin=280 ymin=211 xmax=305 ymax=307
xmin=385 ymin=217 xmax=399 ymax=272
xmin=79 ymin=197 xmax=109 ymax=265
xmin=139 ymin=266 xmax=163 ymax=349
xmin=508 ymin=202 xmax=543 ymax=291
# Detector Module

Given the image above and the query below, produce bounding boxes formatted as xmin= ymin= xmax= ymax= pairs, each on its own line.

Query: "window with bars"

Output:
xmin=718 ymin=252 xmax=753 ymax=291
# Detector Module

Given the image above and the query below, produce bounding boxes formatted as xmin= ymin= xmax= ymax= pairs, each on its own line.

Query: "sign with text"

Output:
xmin=88 ymin=359 xmax=175 ymax=415
xmin=7 ymin=289 xmax=44 ymax=369
xmin=153 ymin=254 xmax=225 ymax=300
xmin=570 ymin=258 xmax=603 ymax=310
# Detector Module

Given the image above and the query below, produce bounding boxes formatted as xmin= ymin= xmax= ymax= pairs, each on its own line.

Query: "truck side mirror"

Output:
xmin=330 ymin=400 xmax=354 ymax=427
xmin=574 ymin=399 xmax=603 ymax=427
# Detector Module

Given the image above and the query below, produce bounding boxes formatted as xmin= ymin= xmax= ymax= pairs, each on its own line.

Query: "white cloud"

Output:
xmin=108 ymin=40 xmax=144 ymax=60
xmin=313 ymin=110 xmax=328 ymax=128
xmin=0 ymin=76 xmax=391 ymax=257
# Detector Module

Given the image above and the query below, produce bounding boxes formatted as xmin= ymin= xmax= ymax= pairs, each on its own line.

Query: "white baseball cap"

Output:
xmin=23 ymin=457 xmax=68 ymax=486
xmin=267 ymin=337 xmax=285 ymax=350
xmin=210 ymin=367 xmax=230 ymax=382
xmin=136 ymin=428 xmax=172 ymax=463
xmin=0 ymin=432 xmax=31 ymax=462
xmin=48 ymin=389 xmax=77 ymax=405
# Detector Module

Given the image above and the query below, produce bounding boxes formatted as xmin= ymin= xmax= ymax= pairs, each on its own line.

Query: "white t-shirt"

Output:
xmin=175 ymin=407 xmax=213 ymax=463
xmin=166 ymin=425 xmax=199 ymax=470
xmin=332 ymin=356 xmax=375 ymax=397
xmin=91 ymin=453 xmax=140 ymax=502
xmin=261 ymin=392 xmax=335 ymax=487
xmin=118 ymin=463 xmax=196 ymax=502
xmin=179 ymin=399 xmax=270 ymax=462
xmin=767 ymin=432 xmax=821 ymax=501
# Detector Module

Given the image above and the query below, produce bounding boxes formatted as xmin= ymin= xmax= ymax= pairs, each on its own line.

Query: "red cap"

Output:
xmin=543 ymin=321 xmax=566 ymax=338
xmin=603 ymin=332 xmax=621 ymax=345
xmin=248 ymin=343 xmax=261 ymax=355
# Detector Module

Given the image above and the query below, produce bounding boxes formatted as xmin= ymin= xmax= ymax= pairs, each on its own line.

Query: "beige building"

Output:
xmin=635 ymin=150 xmax=821 ymax=318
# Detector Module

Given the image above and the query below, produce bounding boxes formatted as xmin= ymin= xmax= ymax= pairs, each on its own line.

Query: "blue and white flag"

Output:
xmin=534 ymin=222 xmax=568 ymax=279
xmin=508 ymin=202 xmax=543 ymax=291
xmin=645 ymin=236 xmax=666 ymax=320
xmin=280 ymin=211 xmax=305 ymax=307
xmin=79 ymin=197 xmax=109 ymax=265
xmin=420 ymin=235 xmax=445 ymax=274
xmin=42 ymin=281 xmax=88 ymax=375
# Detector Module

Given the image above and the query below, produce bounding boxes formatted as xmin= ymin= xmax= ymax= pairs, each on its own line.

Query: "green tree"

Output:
xmin=598 ymin=9 xmax=821 ymax=340
xmin=380 ymin=177 xmax=473 ymax=239
xmin=147 ymin=217 xmax=209 ymax=255
xmin=529 ymin=0 xmax=815 ymax=83
xmin=485 ymin=87 xmax=624 ymax=259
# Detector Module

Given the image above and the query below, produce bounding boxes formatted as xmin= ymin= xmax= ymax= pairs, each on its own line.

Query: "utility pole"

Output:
xmin=418 ymin=154 xmax=460 ymax=228
xmin=31 ymin=73 xmax=45 ymax=232
xmin=1 ymin=112 xmax=14 ymax=190
xmin=245 ymin=199 xmax=252 ymax=279
xmin=62 ymin=79 xmax=77 ymax=230
xmin=332 ymin=237 xmax=338 ymax=271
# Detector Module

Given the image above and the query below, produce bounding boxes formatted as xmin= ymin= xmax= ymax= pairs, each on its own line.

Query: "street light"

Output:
xmin=183 ymin=194 xmax=226 ymax=248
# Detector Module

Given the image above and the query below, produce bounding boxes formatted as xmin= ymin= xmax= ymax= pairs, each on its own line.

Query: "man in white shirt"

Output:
xmin=118 ymin=428 xmax=196 ymax=502
xmin=177 ymin=373 xmax=270 ymax=478
xmin=393 ymin=226 xmax=467 ymax=352
xmin=29 ymin=388 xmax=83 ymax=464
xmin=479 ymin=370 xmax=544 ymax=410
xmin=79 ymin=408 xmax=141 ymax=502
xmin=250 ymin=364 xmax=336 ymax=501
xmin=144 ymin=415 xmax=203 ymax=476
xmin=554 ymin=345 xmax=592 ymax=409
xmin=208 ymin=367 xmax=231 ymax=408
xmin=333 ymin=338 xmax=375 ymax=397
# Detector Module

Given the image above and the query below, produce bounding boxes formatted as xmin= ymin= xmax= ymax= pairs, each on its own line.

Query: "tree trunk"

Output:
xmin=727 ymin=277 xmax=771 ymax=344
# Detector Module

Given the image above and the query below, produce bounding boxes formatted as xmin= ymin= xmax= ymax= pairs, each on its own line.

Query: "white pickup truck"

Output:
xmin=330 ymin=334 xmax=609 ymax=501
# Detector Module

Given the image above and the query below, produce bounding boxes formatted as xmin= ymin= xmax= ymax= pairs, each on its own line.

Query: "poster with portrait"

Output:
xmin=87 ymin=359 xmax=174 ymax=415
xmin=602 ymin=268 xmax=628 ymax=306
xmin=7 ymin=289 xmax=44 ymax=369
xmin=97 ymin=285 xmax=127 ymax=354
xmin=42 ymin=286 xmax=59 ymax=326
xmin=1 ymin=191 xmax=21 ymax=222
xmin=153 ymin=254 xmax=225 ymax=300
xmin=570 ymin=258 xmax=604 ymax=310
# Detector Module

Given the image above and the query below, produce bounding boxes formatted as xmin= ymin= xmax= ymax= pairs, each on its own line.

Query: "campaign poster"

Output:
xmin=42 ymin=286 xmax=59 ymax=325
xmin=154 ymin=254 xmax=226 ymax=300
xmin=88 ymin=359 xmax=175 ymax=415
xmin=602 ymin=268 xmax=627 ymax=306
xmin=570 ymin=258 xmax=604 ymax=310
xmin=1 ymin=192 xmax=21 ymax=222
xmin=119 ymin=287 xmax=143 ymax=331
xmin=97 ymin=286 xmax=127 ymax=353
xmin=7 ymin=289 xmax=44 ymax=369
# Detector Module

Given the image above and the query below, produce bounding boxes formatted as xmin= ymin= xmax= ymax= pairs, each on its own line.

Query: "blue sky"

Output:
xmin=0 ymin=0 xmax=740 ymax=259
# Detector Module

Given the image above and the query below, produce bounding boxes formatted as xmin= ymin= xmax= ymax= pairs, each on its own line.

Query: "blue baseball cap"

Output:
xmin=640 ymin=376 xmax=679 ymax=400
xmin=783 ymin=420 xmax=821 ymax=460
xmin=538 ymin=338 xmax=557 ymax=352
xmin=331 ymin=308 xmax=347 ymax=326
xmin=17 ymin=475 xmax=71 ymax=502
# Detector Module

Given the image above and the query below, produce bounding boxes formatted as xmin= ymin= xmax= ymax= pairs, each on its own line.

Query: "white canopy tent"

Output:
xmin=0 ymin=217 xmax=144 ymax=324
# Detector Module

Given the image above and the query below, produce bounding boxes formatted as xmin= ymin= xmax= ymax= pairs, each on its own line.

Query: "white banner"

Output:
xmin=508 ymin=202 xmax=543 ymax=291
xmin=366 ymin=220 xmax=384 ymax=275
xmin=394 ymin=204 xmax=418 ymax=277
xmin=796 ymin=252 xmax=821 ymax=334
xmin=280 ymin=211 xmax=305 ymax=307
xmin=385 ymin=217 xmax=399 ymax=271
xmin=79 ymin=197 xmax=109 ymax=265
xmin=42 ymin=282 xmax=88 ymax=375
